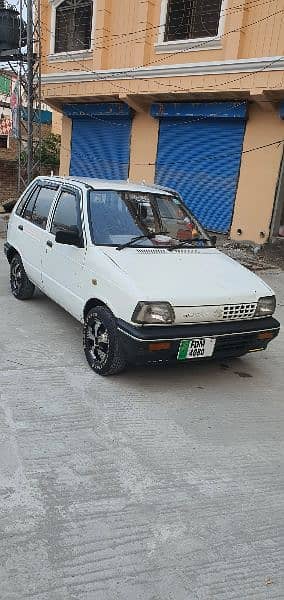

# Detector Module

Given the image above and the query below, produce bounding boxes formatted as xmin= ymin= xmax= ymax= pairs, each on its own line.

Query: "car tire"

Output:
xmin=83 ymin=306 xmax=127 ymax=375
xmin=10 ymin=254 xmax=35 ymax=300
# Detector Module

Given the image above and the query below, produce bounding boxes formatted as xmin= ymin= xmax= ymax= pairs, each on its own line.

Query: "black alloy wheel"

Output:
xmin=83 ymin=306 xmax=126 ymax=375
xmin=10 ymin=254 xmax=35 ymax=300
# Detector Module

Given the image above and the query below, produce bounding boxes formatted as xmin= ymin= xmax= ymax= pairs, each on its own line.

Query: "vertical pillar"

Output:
xmin=129 ymin=110 xmax=159 ymax=184
xmin=223 ymin=0 xmax=246 ymax=59
xmin=131 ymin=0 xmax=156 ymax=66
xmin=59 ymin=115 xmax=72 ymax=176
xmin=93 ymin=0 xmax=111 ymax=70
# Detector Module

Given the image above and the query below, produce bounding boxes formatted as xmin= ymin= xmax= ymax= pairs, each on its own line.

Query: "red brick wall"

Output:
xmin=0 ymin=161 xmax=59 ymax=204
xmin=0 ymin=136 xmax=18 ymax=161
xmin=0 ymin=121 xmax=58 ymax=205
xmin=0 ymin=160 xmax=18 ymax=203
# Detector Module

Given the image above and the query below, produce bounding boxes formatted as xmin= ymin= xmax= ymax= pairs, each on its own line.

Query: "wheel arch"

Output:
xmin=83 ymin=298 xmax=112 ymax=321
xmin=6 ymin=245 xmax=19 ymax=264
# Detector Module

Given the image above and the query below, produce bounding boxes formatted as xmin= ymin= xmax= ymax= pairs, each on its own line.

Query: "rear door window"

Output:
xmin=23 ymin=185 xmax=59 ymax=230
xmin=21 ymin=185 xmax=41 ymax=221
xmin=16 ymin=184 xmax=38 ymax=216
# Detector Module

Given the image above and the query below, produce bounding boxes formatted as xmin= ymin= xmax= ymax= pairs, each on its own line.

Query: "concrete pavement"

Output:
xmin=0 ymin=241 xmax=283 ymax=599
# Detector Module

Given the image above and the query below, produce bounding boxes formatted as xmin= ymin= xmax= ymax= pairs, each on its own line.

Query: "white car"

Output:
xmin=4 ymin=176 xmax=280 ymax=375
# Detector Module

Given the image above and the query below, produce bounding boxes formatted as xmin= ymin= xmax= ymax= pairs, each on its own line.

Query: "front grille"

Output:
xmin=135 ymin=249 xmax=167 ymax=254
xmin=222 ymin=303 xmax=257 ymax=321
xmin=135 ymin=248 xmax=205 ymax=254
xmin=172 ymin=249 xmax=201 ymax=254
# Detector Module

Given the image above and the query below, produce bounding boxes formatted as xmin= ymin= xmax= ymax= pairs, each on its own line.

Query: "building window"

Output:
xmin=0 ymin=135 xmax=8 ymax=149
xmin=54 ymin=0 xmax=93 ymax=54
xmin=164 ymin=0 xmax=223 ymax=41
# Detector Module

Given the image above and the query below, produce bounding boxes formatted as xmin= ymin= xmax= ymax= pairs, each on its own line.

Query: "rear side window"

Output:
xmin=16 ymin=184 xmax=38 ymax=216
xmin=23 ymin=186 xmax=59 ymax=230
xmin=51 ymin=191 xmax=82 ymax=237
xmin=21 ymin=186 xmax=40 ymax=220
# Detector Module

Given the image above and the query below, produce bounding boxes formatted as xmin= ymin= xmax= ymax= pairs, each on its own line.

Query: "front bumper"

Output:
xmin=117 ymin=317 xmax=280 ymax=365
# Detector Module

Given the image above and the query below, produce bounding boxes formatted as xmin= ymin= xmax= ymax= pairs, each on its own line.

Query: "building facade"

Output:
xmin=41 ymin=0 xmax=284 ymax=242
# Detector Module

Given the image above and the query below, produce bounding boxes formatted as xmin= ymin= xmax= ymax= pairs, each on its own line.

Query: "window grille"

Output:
xmin=54 ymin=0 xmax=93 ymax=53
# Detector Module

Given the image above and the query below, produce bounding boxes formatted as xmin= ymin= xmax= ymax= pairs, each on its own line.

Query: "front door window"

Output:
xmin=51 ymin=190 xmax=83 ymax=240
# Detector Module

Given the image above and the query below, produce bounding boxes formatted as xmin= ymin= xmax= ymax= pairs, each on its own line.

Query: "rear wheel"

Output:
xmin=83 ymin=306 xmax=127 ymax=375
xmin=10 ymin=254 xmax=35 ymax=300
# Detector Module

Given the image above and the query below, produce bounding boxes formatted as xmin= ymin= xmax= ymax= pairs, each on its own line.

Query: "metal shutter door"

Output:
xmin=152 ymin=102 xmax=247 ymax=233
xmin=64 ymin=104 xmax=132 ymax=180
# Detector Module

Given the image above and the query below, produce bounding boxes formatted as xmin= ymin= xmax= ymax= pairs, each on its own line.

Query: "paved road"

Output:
xmin=0 ymin=235 xmax=283 ymax=599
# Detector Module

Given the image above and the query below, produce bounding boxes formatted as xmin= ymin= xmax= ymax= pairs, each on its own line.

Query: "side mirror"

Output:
xmin=55 ymin=228 xmax=82 ymax=247
xmin=210 ymin=235 xmax=217 ymax=247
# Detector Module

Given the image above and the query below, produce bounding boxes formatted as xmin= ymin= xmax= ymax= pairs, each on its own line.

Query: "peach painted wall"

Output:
xmin=40 ymin=0 xmax=284 ymax=244
xmin=42 ymin=69 xmax=284 ymax=110
xmin=41 ymin=0 xmax=284 ymax=75
xmin=129 ymin=111 xmax=159 ymax=184
xmin=51 ymin=110 xmax=62 ymax=135
xmin=59 ymin=116 xmax=72 ymax=176
xmin=239 ymin=0 xmax=284 ymax=59
xmin=231 ymin=103 xmax=284 ymax=244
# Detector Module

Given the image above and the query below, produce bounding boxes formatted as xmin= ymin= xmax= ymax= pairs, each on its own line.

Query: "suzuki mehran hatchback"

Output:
xmin=4 ymin=176 xmax=280 ymax=375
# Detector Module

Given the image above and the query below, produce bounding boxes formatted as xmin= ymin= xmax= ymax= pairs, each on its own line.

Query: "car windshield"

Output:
xmin=88 ymin=189 xmax=209 ymax=248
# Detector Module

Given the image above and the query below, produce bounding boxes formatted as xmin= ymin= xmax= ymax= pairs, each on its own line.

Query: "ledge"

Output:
xmin=155 ymin=37 xmax=222 ymax=53
xmin=47 ymin=50 xmax=93 ymax=63
xmin=41 ymin=55 xmax=284 ymax=85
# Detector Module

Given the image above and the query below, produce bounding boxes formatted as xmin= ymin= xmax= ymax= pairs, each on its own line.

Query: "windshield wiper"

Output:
xmin=167 ymin=238 xmax=209 ymax=251
xmin=116 ymin=232 xmax=168 ymax=251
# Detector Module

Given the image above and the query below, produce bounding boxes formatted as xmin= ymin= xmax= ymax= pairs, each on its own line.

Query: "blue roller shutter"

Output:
xmin=63 ymin=103 xmax=132 ymax=180
xmin=151 ymin=102 xmax=247 ymax=233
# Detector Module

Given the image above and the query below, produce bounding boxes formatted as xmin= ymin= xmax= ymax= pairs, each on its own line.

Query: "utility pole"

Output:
xmin=26 ymin=0 xmax=33 ymax=183
xmin=19 ymin=0 xmax=42 ymax=188
xmin=0 ymin=0 xmax=41 ymax=189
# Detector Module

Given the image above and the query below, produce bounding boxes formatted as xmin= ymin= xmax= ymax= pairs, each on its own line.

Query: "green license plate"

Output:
xmin=177 ymin=337 xmax=216 ymax=360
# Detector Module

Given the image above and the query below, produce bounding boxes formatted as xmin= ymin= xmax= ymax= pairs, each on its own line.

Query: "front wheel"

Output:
xmin=10 ymin=254 xmax=35 ymax=300
xmin=83 ymin=306 xmax=127 ymax=375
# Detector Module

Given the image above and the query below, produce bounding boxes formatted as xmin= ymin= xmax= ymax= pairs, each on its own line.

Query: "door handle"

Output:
xmin=46 ymin=240 xmax=53 ymax=248
xmin=18 ymin=224 xmax=23 ymax=231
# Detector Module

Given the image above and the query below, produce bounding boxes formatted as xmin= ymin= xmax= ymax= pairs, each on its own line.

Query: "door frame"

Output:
xmin=270 ymin=149 xmax=284 ymax=239
xmin=47 ymin=183 xmax=87 ymax=247
xmin=42 ymin=184 xmax=87 ymax=320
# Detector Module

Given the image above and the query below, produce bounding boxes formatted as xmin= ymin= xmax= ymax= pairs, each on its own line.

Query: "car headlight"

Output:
xmin=132 ymin=302 xmax=175 ymax=324
xmin=255 ymin=296 xmax=276 ymax=317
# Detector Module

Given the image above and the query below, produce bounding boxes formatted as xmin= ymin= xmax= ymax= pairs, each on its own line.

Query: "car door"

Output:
xmin=12 ymin=182 xmax=60 ymax=287
xmin=42 ymin=186 xmax=87 ymax=320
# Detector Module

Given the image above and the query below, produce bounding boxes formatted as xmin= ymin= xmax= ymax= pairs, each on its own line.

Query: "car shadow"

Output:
xmin=25 ymin=289 xmax=261 ymax=385
xmin=111 ymin=352 xmax=261 ymax=392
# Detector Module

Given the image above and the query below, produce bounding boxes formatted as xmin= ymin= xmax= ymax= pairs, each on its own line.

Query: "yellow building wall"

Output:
xmin=56 ymin=103 xmax=284 ymax=244
xmin=231 ymin=104 xmax=284 ymax=244
xmin=41 ymin=0 xmax=284 ymax=75
xmin=40 ymin=0 xmax=284 ymax=244
xmin=59 ymin=116 xmax=72 ymax=176
xmin=52 ymin=110 xmax=62 ymax=135
xmin=129 ymin=111 xmax=159 ymax=184
xmin=42 ymin=68 xmax=284 ymax=108
xmin=239 ymin=0 xmax=284 ymax=58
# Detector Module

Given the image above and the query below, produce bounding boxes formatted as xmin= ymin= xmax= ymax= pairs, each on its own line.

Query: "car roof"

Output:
xmin=37 ymin=176 xmax=172 ymax=196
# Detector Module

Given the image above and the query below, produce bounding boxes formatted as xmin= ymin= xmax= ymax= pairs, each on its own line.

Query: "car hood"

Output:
xmin=101 ymin=247 xmax=273 ymax=306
